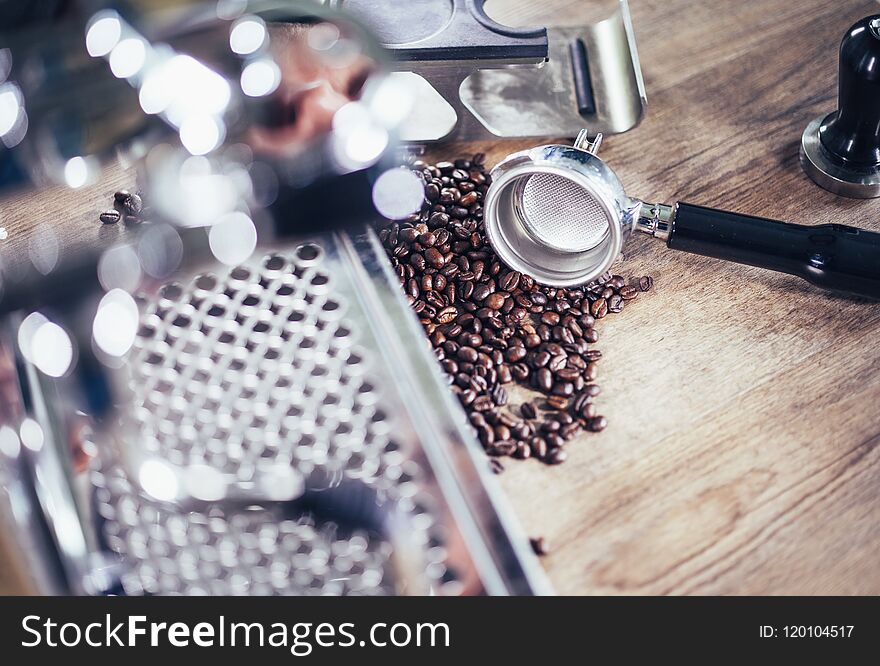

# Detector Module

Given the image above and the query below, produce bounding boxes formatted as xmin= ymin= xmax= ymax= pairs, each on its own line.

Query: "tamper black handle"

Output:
xmin=819 ymin=15 xmax=880 ymax=166
xmin=668 ymin=203 xmax=880 ymax=298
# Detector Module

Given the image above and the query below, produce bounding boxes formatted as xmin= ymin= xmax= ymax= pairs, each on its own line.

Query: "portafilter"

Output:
xmin=484 ymin=130 xmax=880 ymax=297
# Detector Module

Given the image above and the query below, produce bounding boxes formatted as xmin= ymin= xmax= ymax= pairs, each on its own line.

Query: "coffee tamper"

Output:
xmin=801 ymin=15 xmax=880 ymax=198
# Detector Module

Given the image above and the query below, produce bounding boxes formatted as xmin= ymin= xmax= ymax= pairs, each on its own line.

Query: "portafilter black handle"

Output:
xmin=666 ymin=203 xmax=880 ymax=299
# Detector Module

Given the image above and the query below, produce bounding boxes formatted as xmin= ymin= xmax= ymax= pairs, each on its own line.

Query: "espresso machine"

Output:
xmin=0 ymin=0 xmax=553 ymax=596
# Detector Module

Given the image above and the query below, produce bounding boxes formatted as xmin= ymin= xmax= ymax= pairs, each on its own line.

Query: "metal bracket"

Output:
xmin=333 ymin=0 xmax=646 ymax=143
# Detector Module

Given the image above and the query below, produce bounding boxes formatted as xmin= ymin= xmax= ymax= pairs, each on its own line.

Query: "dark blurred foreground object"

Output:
xmin=0 ymin=0 xmax=71 ymax=27
xmin=801 ymin=15 xmax=880 ymax=198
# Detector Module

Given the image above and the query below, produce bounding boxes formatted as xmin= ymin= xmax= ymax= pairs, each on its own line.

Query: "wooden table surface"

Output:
xmin=2 ymin=0 xmax=879 ymax=595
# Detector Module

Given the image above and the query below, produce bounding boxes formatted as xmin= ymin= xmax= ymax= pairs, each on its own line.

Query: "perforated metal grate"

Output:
xmin=520 ymin=173 xmax=610 ymax=252
xmin=92 ymin=239 xmax=450 ymax=595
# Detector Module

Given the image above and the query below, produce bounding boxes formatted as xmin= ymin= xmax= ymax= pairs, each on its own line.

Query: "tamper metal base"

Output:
xmin=800 ymin=115 xmax=880 ymax=199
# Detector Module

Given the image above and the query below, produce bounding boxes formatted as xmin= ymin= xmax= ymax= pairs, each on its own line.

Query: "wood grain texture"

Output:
xmin=1 ymin=0 xmax=878 ymax=595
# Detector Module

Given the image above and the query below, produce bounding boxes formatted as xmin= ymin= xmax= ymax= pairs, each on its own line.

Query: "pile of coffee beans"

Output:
xmin=100 ymin=190 xmax=146 ymax=225
xmin=377 ymin=155 xmax=653 ymax=468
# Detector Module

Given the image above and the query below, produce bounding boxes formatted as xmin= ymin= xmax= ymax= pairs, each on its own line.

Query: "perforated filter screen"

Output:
xmin=92 ymin=238 xmax=454 ymax=596
xmin=520 ymin=173 xmax=611 ymax=252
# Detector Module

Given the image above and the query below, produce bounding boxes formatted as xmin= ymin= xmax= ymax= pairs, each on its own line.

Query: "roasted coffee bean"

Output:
xmin=540 ymin=420 xmax=560 ymax=433
xmin=555 ymin=367 xmax=581 ymax=382
xmin=499 ymin=271 xmax=521 ymax=291
xmin=491 ymin=385 xmax=508 ymax=406
xmin=425 ymin=247 xmax=445 ymax=268
xmin=608 ymin=294 xmax=624 ymax=313
xmin=99 ymin=209 xmax=121 ymax=224
xmin=554 ymin=412 xmax=574 ymax=427
xmin=410 ymin=253 xmax=426 ymax=271
xmin=529 ymin=436 xmax=548 ymax=459
xmin=536 ymin=367 xmax=553 ymax=392
xmin=472 ymin=284 xmax=492 ymax=302
xmin=485 ymin=292 xmax=506 ymax=310
xmin=457 ymin=346 xmax=478 ymax=363
xmin=459 ymin=191 xmax=479 ymax=207
xmin=492 ymin=440 xmax=517 ymax=456
xmin=591 ymin=298 xmax=609 ymax=318
xmin=547 ymin=448 xmax=567 ymax=464
xmin=504 ymin=346 xmax=527 ymax=363
xmin=114 ymin=189 xmax=132 ymax=203
xmin=619 ymin=285 xmax=638 ymax=300
xmin=418 ymin=232 xmax=437 ymax=247
xmin=546 ymin=395 xmax=570 ymax=410
xmin=521 ymin=402 xmax=537 ymax=419
xmin=587 ymin=416 xmax=608 ymax=432
xmin=122 ymin=193 xmax=143 ymax=216
xmin=437 ymin=306 xmax=458 ymax=324
xmin=638 ymin=275 xmax=654 ymax=291
xmin=561 ymin=423 xmax=581 ymax=440
xmin=551 ymin=382 xmax=574 ymax=397
xmin=541 ymin=311 xmax=560 ymax=326
xmin=579 ymin=402 xmax=597 ymax=419
xmin=529 ymin=536 xmax=549 ymax=556
xmin=472 ymin=395 xmax=494 ymax=412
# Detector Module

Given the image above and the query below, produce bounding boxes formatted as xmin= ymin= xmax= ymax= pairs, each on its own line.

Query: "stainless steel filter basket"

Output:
xmin=484 ymin=132 xmax=640 ymax=287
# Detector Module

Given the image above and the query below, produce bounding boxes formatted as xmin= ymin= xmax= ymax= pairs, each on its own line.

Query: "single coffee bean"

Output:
xmin=521 ymin=402 xmax=537 ymax=419
xmin=561 ymin=423 xmax=581 ymax=440
xmin=547 ymin=448 xmax=567 ymax=464
xmin=114 ymin=189 xmax=132 ymax=203
xmin=122 ymin=193 xmax=143 ymax=216
xmin=591 ymin=298 xmax=609 ymax=318
xmin=619 ymin=285 xmax=638 ymax=300
xmin=530 ymin=537 xmax=549 ymax=556
xmin=492 ymin=440 xmax=517 ymax=456
xmin=546 ymin=395 xmax=570 ymax=411
xmin=638 ymin=275 xmax=654 ymax=291
xmin=536 ymin=367 xmax=552 ymax=391
xmin=541 ymin=311 xmax=560 ymax=326
xmin=437 ymin=306 xmax=458 ymax=324
xmin=99 ymin=209 xmax=121 ymax=224
xmin=499 ymin=271 xmax=521 ymax=291
xmin=587 ymin=416 xmax=608 ymax=432
xmin=425 ymin=247 xmax=445 ymax=268
xmin=555 ymin=367 xmax=581 ymax=382
xmin=484 ymin=292 xmax=506 ymax=310
xmin=457 ymin=346 xmax=478 ymax=363
xmin=472 ymin=395 xmax=494 ymax=412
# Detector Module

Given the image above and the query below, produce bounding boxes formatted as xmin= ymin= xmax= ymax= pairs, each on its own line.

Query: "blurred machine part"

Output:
xmin=333 ymin=0 xmax=647 ymax=142
xmin=0 ymin=1 xmax=549 ymax=595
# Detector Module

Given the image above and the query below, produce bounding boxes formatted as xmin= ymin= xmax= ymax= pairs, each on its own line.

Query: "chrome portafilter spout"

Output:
xmin=484 ymin=131 xmax=880 ymax=298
